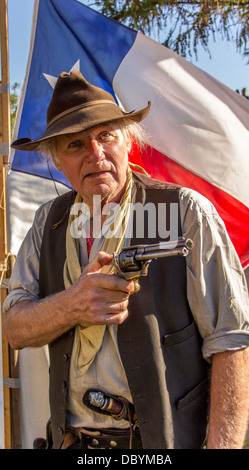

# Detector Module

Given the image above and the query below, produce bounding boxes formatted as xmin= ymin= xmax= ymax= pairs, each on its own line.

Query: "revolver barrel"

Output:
xmin=112 ymin=238 xmax=193 ymax=280
xmin=135 ymin=238 xmax=193 ymax=261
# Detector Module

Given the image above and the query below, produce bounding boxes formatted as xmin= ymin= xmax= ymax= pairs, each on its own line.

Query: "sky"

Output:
xmin=6 ymin=0 xmax=249 ymax=96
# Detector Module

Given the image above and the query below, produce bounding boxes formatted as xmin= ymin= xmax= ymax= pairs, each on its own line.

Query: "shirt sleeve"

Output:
xmin=179 ymin=187 xmax=249 ymax=361
xmin=2 ymin=200 xmax=54 ymax=313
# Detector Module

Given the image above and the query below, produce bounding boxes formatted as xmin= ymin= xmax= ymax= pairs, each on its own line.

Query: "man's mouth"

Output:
xmin=85 ymin=170 xmax=110 ymax=179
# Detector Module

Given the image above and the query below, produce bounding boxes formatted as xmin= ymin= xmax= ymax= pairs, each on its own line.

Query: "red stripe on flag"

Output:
xmin=129 ymin=144 xmax=249 ymax=268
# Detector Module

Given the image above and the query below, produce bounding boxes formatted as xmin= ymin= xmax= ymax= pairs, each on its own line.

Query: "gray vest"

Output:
xmin=39 ymin=172 xmax=209 ymax=449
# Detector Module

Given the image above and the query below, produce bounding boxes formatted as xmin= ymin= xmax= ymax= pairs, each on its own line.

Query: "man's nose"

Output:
xmin=86 ymin=138 xmax=105 ymax=161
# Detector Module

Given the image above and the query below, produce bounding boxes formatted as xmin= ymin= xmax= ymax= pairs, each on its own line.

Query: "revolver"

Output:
xmin=112 ymin=237 xmax=193 ymax=286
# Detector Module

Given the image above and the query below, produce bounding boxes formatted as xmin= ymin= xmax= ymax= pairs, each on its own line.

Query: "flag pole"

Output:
xmin=0 ymin=0 xmax=12 ymax=449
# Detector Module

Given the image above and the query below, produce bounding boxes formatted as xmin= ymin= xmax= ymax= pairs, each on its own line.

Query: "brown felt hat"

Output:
xmin=11 ymin=70 xmax=151 ymax=151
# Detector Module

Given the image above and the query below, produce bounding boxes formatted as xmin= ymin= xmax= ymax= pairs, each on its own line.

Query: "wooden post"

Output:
xmin=0 ymin=0 xmax=11 ymax=449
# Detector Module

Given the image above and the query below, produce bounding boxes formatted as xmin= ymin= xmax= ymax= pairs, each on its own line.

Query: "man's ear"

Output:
xmin=127 ymin=141 xmax=132 ymax=154
xmin=126 ymin=132 xmax=133 ymax=153
xmin=52 ymin=157 xmax=62 ymax=172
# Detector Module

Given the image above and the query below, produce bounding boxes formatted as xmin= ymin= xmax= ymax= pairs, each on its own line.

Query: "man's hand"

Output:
xmin=67 ymin=251 xmax=135 ymax=326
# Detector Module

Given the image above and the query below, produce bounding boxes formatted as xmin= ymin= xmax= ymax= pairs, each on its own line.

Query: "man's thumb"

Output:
xmin=83 ymin=251 xmax=113 ymax=273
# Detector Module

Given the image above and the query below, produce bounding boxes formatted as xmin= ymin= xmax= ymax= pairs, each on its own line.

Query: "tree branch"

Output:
xmin=91 ymin=0 xmax=249 ymax=59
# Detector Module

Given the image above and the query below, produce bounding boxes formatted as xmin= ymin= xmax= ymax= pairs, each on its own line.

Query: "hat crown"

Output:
xmin=46 ymin=70 xmax=116 ymax=125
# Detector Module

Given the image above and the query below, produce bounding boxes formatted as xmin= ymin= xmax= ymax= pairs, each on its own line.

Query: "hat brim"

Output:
xmin=11 ymin=101 xmax=151 ymax=152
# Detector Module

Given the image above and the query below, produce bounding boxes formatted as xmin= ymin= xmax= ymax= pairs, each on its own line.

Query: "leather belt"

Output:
xmin=63 ymin=426 xmax=142 ymax=449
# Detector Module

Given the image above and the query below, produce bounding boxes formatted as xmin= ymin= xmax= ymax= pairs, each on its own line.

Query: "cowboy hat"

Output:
xmin=11 ymin=70 xmax=151 ymax=151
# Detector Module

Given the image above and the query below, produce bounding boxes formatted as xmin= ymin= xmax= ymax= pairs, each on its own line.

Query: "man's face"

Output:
xmin=54 ymin=123 xmax=130 ymax=209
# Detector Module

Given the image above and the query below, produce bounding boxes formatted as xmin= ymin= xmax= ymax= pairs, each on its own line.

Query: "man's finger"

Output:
xmin=83 ymin=251 xmax=113 ymax=274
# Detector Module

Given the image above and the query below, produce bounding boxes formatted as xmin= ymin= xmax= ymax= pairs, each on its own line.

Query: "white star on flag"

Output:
xmin=43 ymin=60 xmax=80 ymax=88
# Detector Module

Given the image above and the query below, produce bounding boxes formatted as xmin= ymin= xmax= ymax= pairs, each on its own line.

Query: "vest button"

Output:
xmin=62 ymin=380 xmax=67 ymax=389
xmin=62 ymin=353 xmax=69 ymax=362
xmin=58 ymin=427 xmax=64 ymax=435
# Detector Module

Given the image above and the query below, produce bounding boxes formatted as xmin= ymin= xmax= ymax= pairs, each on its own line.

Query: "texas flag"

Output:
xmin=11 ymin=0 xmax=249 ymax=267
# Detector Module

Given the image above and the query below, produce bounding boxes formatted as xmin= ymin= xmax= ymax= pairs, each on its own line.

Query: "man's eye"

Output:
xmin=69 ymin=140 xmax=80 ymax=148
xmin=100 ymin=132 xmax=112 ymax=141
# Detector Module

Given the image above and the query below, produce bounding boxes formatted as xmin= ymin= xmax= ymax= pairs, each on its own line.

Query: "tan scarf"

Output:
xmin=63 ymin=167 xmax=135 ymax=377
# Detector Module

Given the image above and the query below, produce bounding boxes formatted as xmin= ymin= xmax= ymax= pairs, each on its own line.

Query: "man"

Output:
xmin=3 ymin=70 xmax=249 ymax=449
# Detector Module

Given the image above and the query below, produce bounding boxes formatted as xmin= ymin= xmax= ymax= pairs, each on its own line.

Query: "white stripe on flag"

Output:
xmin=113 ymin=32 xmax=249 ymax=208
